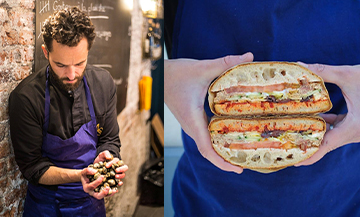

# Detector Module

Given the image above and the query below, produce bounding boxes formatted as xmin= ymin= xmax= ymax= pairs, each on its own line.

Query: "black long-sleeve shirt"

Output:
xmin=9 ymin=64 xmax=121 ymax=185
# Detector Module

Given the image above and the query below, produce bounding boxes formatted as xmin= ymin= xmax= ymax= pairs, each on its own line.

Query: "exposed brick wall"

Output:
xmin=0 ymin=0 xmax=35 ymax=216
xmin=1 ymin=0 xmax=151 ymax=216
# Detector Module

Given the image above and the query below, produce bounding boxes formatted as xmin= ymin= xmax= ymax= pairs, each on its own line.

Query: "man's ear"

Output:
xmin=41 ymin=44 xmax=49 ymax=59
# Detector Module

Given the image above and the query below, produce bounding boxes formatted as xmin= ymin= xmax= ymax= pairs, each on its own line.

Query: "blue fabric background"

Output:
xmin=171 ymin=1 xmax=360 ymax=216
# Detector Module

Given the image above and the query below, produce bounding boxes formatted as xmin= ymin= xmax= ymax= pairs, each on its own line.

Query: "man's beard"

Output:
xmin=49 ymin=66 xmax=84 ymax=92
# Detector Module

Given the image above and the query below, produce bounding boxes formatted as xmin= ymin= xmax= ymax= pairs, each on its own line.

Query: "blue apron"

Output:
xmin=23 ymin=67 xmax=106 ymax=217
xmin=172 ymin=1 xmax=360 ymax=216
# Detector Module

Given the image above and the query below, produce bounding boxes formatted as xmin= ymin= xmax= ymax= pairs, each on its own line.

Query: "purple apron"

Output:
xmin=23 ymin=67 xmax=106 ymax=217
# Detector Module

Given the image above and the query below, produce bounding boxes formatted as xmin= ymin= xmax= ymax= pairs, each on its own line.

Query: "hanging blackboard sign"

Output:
xmin=35 ymin=0 xmax=131 ymax=114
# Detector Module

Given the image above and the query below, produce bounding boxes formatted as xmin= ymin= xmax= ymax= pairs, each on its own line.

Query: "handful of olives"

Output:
xmin=87 ymin=157 xmax=124 ymax=195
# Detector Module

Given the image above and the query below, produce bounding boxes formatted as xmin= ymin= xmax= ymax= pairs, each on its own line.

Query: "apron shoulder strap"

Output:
xmin=83 ymin=75 xmax=96 ymax=120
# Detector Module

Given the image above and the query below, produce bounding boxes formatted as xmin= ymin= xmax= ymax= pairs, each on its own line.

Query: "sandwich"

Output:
xmin=209 ymin=116 xmax=326 ymax=172
xmin=208 ymin=62 xmax=332 ymax=172
xmin=208 ymin=62 xmax=332 ymax=116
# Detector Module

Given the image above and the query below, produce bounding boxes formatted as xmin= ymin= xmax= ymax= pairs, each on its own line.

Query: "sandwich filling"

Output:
xmin=210 ymin=128 xmax=323 ymax=152
xmin=213 ymin=77 xmax=326 ymax=104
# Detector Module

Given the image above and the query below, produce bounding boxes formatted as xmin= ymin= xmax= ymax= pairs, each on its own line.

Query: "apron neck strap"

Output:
xmin=82 ymin=75 xmax=96 ymax=119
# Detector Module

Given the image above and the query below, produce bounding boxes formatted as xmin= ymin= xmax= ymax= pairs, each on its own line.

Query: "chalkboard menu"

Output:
xmin=35 ymin=0 xmax=131 ymax=114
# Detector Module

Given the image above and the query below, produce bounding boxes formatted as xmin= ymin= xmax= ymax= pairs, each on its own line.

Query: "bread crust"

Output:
xmin=210 ymin=62 xmax=322 ymax=91
xmin=212 ymin=146 xmax=319 ymax=171
xmin=209 ymin=116 xmax=325 ymax=173
xmin=208 ymin=62 xmax=332 ymax=116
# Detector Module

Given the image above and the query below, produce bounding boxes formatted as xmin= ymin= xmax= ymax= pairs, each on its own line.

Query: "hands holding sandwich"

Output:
xmin=295 ymin=63 xmax=360 ymax=166
xmin=165 ymin=52 xmax=360 ymax=173
xmin=165 ymin=52 xmax=254 ymax=173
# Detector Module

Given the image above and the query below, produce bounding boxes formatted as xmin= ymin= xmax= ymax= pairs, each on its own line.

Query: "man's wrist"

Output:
xmin=39 ymin=166 xmax=83 ymax=185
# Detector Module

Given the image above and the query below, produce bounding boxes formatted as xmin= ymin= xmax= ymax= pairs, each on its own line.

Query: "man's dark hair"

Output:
xmin=42 ymin=7 xmax=96 ymax=52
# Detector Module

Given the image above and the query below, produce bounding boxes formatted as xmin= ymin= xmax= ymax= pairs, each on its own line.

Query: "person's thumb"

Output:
xmin=297 ymin=62 xmax=352 ymax=88
xmin=204 ymin=52 xmax=254 ymax=83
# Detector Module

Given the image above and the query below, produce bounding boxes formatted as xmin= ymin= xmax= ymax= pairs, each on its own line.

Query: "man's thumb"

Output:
xmin=206 ymin=52 xmax=254 ymax=81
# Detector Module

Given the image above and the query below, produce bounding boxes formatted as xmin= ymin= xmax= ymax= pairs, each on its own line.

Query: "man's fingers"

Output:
xmin=115 ymin=173 xmax=126 ymax=179
xmin=320 ymin=113 xmax=347 ymax=130
xmin=300 ymin=62 xmax=351 ymax=87
xmin=83 ymin=174 xmax=104 ymax=194
xmin=91 ymin=186 xmax=121 ymax=199
xmin=82 ymin=167 xmax=97 ymax=176
xmin=205 ymin=52 xmax=254 ymax=83
xmin=296 ymin=125 xmax=345 ymax=166
xmin=115 ymin=165 xmax=128 ymax=174
xmin=101 ymin=150 xmax=113 ymax=161
xmin=90 ymin=175 xmax=104 ymax=188
xmin=196 ymin=134 xmax=244 ymax=174
xmin=218 ymin=52 xmax=254 ymax=70
xmin=93 ymin=188 xmax=110 ymax=200
xmin=190 ymin=111 xmax=243 ymax=174
xmin=114 ymin=164 xmax=127 ymax=179
xmin=319 ymin=113 xmax=338 ymax=125
xmin=81 ymin=167 xmax=98 ymax=184
xmin=104 ymin=151 xmax=114 ymax=161
xmin=105 ymin=158 xmax=121 ymax=168
xmin=117 ymin=180 xmax=124 ymax=186
xmin=94 ymin=150 xmax=113 ymax=163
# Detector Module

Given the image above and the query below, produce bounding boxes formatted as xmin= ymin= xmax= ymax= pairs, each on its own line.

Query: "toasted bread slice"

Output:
xmin=208 ymin=62 xmax=332 ymax=116
xmin=209 ymin=116 xmax=325 ymax=172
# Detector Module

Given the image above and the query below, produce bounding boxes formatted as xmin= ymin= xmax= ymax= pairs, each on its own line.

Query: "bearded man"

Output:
xmin=9 ymin=7 xmax=128 ymax=217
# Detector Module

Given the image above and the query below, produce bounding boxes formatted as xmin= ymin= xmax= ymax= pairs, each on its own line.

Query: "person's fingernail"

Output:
xmin=297 ymin=62 xmax=308 ymax=68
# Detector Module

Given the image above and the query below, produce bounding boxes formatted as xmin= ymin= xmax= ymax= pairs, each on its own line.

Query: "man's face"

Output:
xmin=43 ymin=37 xmax=89 ymax=91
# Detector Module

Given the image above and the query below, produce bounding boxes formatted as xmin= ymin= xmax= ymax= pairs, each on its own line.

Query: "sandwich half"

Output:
xmin=208 ymin=62 xmax=332 ymax=116
xmin=209 ymin=116 xmax=326 ymax=171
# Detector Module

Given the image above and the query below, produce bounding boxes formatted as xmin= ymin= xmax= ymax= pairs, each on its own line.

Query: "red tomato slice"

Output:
xmin=228 ymin=141 xmax=282 ymax=150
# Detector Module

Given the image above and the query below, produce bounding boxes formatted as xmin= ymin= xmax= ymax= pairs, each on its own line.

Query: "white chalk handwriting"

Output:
xmin=95 ymin=31 xmax=112 ymax=41
xmin=37 ymin=0 xmax=114 ymax=14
